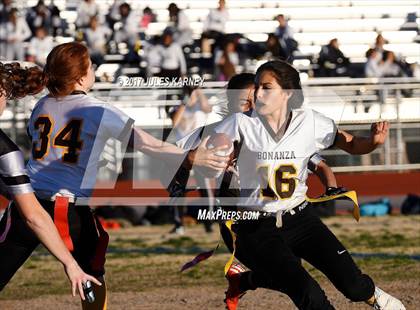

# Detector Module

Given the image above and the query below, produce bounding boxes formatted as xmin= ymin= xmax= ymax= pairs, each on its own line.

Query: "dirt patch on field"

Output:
xmin=1 ymin=281 xmax=419 ymax=310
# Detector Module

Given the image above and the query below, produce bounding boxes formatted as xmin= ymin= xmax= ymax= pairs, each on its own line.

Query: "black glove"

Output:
xmin=323 ymin=186 xmax=348 ymax=197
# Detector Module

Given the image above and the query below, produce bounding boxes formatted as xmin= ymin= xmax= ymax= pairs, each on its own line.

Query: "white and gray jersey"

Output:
xmin=0 ymin=129 xmax=33 ymax=197
xmin=180 ymin=108 xmax=337 ymax=213
xmin=26 ymin=94 xmax=134 ymax=198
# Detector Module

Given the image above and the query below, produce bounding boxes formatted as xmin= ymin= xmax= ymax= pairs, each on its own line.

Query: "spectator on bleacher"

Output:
xmin=144 ymin=35 xmax=162 ymax=77
xmin=106 ymin=0 xmax=124 ymax=31
xmin=76 ymin=0 xmax=99 ymax=29
xmin=371 ymin=34 xmax=413 ymax=77
xmin=317 ymin=38 xmax=350 ymax=77
xmin=381 ymin=51 xmax=403 ymax=77
xmin=84 ymin=16 xmax=112 ymax=67
xmin=48 ymin=0 xmax=62 ymax=37
xmin=26 ymin=0 xmax=50 ymax=36
xmin=0 ymin=0 xmax=12 ymax=24
xmin=114 ymin=2 xmax=139 ymax=47
xmin=169 ymin=87 xmax=212 ymax=141
xmin=201 ymin=0 xmax=229 ymax=54
xmin=155 ymin=28 xmax=187 ymax=78
xmin=0 ymin=0 xmax=13 ymax=60
xmin=214 ymin=38 xmax=239 ymax=81
xmin=167 ymin=3 xmax=193 ymax=46
xmin=5 ymin=8 xmax=31 ymax=61
xmin=27 ymin=26 xmax=54 ymax=66
xmin=373 ymin=34 xmax=388 ymax=58
xmin=365 ymin=48 xmax=401 ymax=78
xmin=274 ymin=14 xmax=298 ymax=61
xmin=265 ymin=33 xmax=288 ymax=61
xmin=400 ymin=12 xmax=418 ymax=31
xmin=365 ymin=48 xmax=383 ymax=78
xmin=140 ymin=7 xmax=156 ymax=29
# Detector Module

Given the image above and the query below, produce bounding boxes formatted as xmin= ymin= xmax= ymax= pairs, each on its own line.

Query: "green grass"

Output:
xmin=1 ymin=249 xmax=418 ymax=300
xmin=338 ymin=231 xmax=419 ymax=250
xmin=1 ymin=217 xmax=419 ymax=300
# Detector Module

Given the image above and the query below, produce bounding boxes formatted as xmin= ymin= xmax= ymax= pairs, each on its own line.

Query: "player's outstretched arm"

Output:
xmin=13 ymin=193 xmax=102 ymax=300
xmin=313 ymin=160 xmax=337 ymax=188
xmin=335 ymin=121 xmax=389 ymax=155
xmin=132 ymin=128 xmax=229 ymax=172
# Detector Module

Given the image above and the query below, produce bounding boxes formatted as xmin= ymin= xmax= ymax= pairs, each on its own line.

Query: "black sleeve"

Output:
xmin=0 ymin=129 xmax=19 ymax=156
xmin=0 ymin=129 xmax=33 ymax=196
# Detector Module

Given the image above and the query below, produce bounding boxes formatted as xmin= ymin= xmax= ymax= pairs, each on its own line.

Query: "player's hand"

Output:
xmin=64 ymin=261 xmax=101 ymax=300
xmin=323 ymin=186 xmax=348 ymax=197
xmin=370 ymin=121 xmax=389 ymax=146
xmin=189 ymin=136 xmax=230 ymax=173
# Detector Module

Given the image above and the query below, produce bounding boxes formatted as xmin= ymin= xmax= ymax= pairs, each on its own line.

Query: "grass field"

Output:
xmin=0 ymin=215 xmax=419 ymax=309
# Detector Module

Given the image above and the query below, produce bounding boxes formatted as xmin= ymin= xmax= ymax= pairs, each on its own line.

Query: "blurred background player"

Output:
xmin=165 ymin=87 xmax=213 ymax=234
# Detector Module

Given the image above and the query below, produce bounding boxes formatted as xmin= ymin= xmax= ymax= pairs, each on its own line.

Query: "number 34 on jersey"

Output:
xmin=31 ymin=115 xmax=84 ymax=164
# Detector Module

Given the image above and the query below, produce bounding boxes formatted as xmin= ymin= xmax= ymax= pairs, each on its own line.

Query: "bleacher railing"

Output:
xmin=2 ymin=77 xmax=419 ymax=174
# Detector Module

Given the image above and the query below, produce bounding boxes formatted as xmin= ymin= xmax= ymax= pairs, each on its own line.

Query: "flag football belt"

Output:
xmin=180 ymin=190 xmax=360 ymax=275
xmin=0 ymin=194 xmax=78 ymax=248
xmin=52 ymin=196 xmax=75 ymax=251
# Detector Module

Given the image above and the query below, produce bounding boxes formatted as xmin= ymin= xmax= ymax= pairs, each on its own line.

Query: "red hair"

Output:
xmin=43 ymin=42 xmax=90 ymax=97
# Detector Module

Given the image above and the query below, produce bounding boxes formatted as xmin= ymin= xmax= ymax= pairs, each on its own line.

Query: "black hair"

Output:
xmin=366 ymin=48 xmax=376 ymax=58
xmin=225 ymin=73 xmax=255 ymax=115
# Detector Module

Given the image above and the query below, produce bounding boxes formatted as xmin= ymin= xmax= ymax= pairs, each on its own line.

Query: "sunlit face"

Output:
xmin=234 ymin=85 xmax=254 ymax=113
xmin=255 ymin=70 xmax=290 ymax=116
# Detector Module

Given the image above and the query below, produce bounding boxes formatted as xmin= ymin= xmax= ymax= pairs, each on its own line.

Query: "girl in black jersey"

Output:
xmin=0 ymin=62 xmax=101 ymax=300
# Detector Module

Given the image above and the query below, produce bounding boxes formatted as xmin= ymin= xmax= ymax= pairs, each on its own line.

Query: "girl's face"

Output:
xmin=255 ymin=70 xmax=290 ymax=116
xmin=234 ymin=85 xmax=254 ymax=113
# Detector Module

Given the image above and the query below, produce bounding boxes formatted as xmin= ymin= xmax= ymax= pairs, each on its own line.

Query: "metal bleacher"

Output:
xmin=18 ymin=0 xmax=420 ymax=66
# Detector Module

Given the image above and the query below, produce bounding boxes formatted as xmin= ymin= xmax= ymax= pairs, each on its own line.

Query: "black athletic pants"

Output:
xmin=225 ymin=204 xmax=375 ymax=310
xmin=0 ymin=199 xmax=108 ymax=291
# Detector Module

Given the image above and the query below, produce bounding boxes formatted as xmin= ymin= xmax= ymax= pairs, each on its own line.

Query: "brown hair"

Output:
xmin=43 ymin=42 xmax=90 ymax=97
xmin=0 ymin=62 xmax=46 ymax=99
